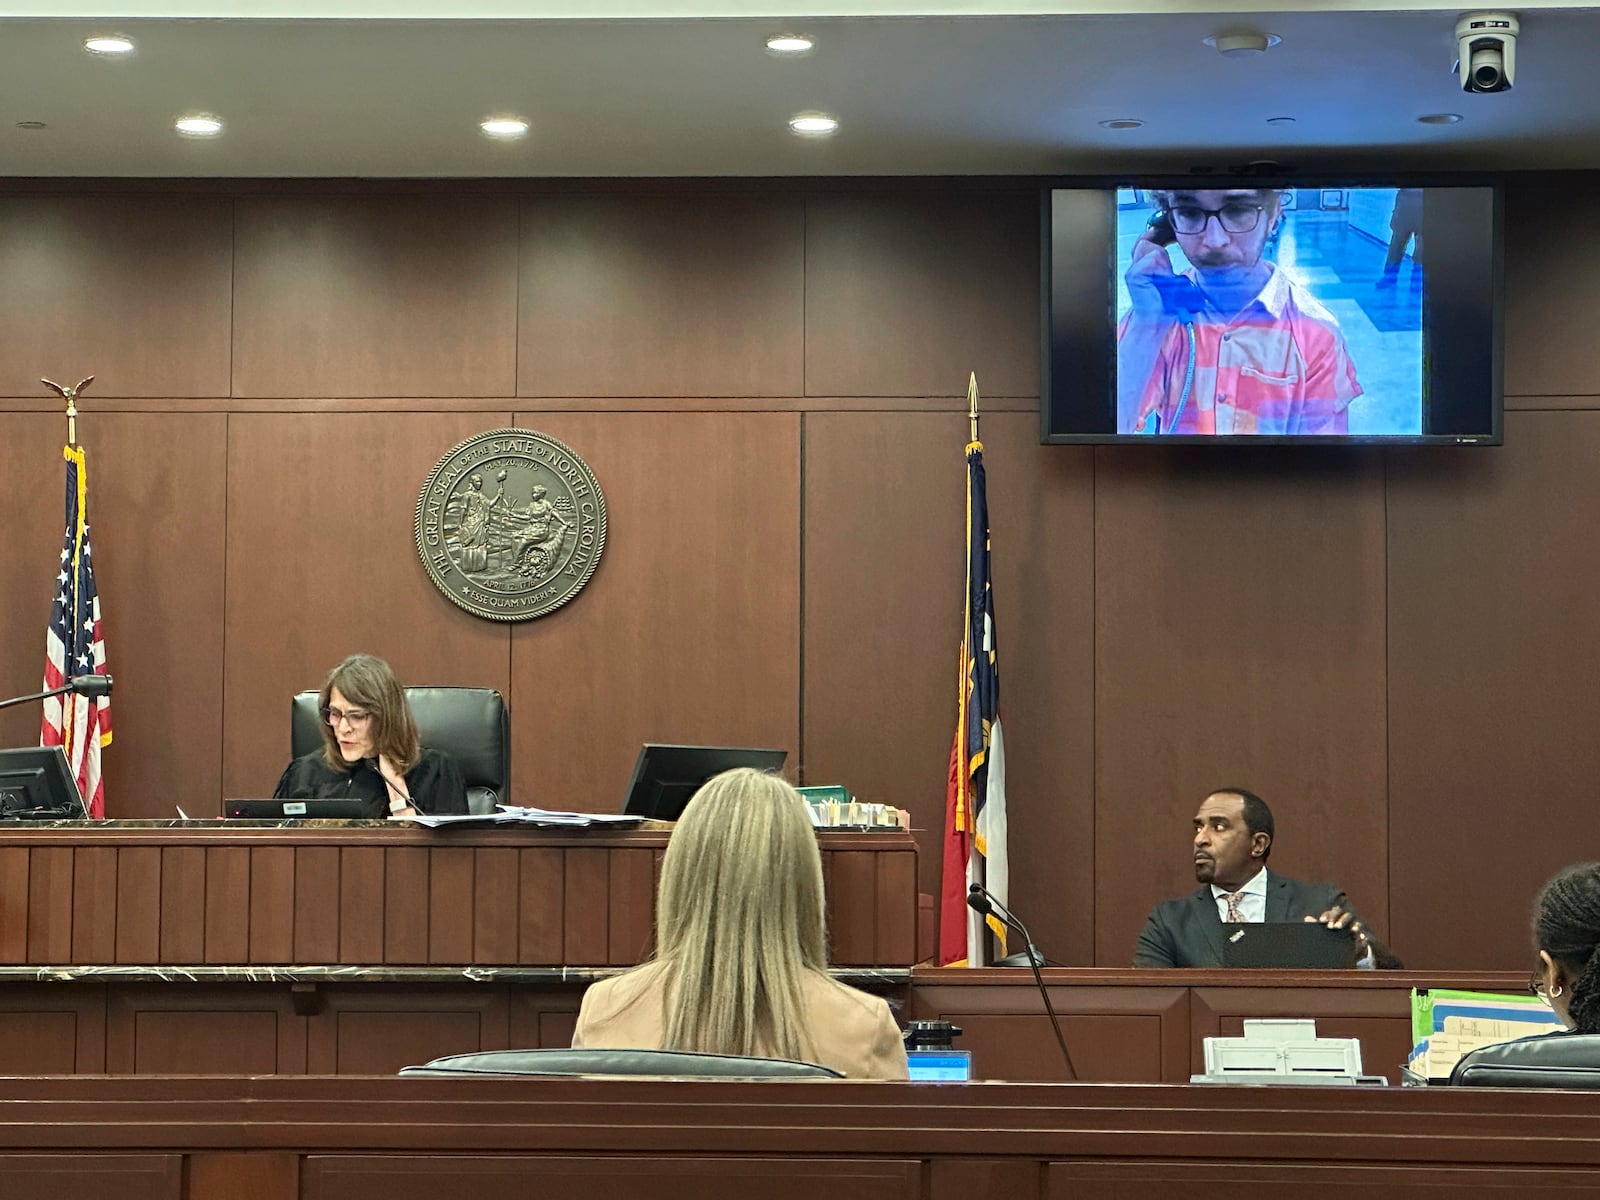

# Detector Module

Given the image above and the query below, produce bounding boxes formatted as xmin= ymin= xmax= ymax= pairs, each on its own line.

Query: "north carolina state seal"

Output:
xmin=415 ymin=429 xmax=607 ymax=621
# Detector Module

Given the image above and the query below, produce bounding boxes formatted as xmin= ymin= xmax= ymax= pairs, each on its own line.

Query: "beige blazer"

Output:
xmin=572 ymin=961 xmax=909 ymax=1080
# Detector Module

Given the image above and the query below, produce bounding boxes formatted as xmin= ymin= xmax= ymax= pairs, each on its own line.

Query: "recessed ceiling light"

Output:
xmin=1099 ymin=118 xmax=1145 ymax=130
xmin=1203 ymin=31 xmax=1282 ymax=57
xmin=175 ymin=114 xmax=224 ymax=137
xmin=480 ymin=117 xmax=530 ymax=138
xmin=84 ymin=34 xmax=135 ymax=56
xmin=1417 ymin=112 xmax=1465 ymax=125
xmin=766 ymin=34 xmax=814 ymax=55
xmin=1266 ymin=116 xmax=1297 ymax=126
xmin=789 ymin=113 xmax=838 ymax=136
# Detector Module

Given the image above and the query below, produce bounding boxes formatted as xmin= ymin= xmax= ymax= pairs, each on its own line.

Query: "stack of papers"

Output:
xmin=392 ymin=806 xmax=644 ymax=829
xmin=498 ymin=805 xmax=644 ymax=826
xmin=1407 ymin=987 xmax=1564 ymax=1080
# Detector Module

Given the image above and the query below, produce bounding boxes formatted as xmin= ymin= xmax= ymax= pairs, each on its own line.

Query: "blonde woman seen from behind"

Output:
xmin=572 ymin=768 xmax=909 ymax=1079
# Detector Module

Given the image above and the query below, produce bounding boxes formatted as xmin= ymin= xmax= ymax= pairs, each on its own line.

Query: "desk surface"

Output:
xmin=913 ymin=965 xmax=1529 ymax=988
xmin=0 ymin=822 xmax=898 ymax=846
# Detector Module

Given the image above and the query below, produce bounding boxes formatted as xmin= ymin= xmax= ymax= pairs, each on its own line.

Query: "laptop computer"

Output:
xmin=1220 ymin=921 xmax=1357 ymax=968
xmin=906 ymin=1049 xmax=974 ymax=1082
xmin=225 ymin=798 xmax=371 ymax=820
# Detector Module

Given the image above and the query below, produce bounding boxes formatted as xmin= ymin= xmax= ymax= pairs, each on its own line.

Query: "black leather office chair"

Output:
xmin=1449 ymin=1032 xmax=1600 ymax=1088
xmin=398 ymin=1047 xmax=842 ymax=1078
xmin=291 ymin=687 xmax=509 ymax=815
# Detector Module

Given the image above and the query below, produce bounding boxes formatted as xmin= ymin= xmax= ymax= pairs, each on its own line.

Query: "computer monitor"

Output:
xmin=621 ymin=744 xmax=787 ymax=821
xmin=0 ymin=747 xmax=88 ymax=820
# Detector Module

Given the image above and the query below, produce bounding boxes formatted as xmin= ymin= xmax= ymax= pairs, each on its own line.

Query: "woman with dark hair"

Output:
xmin=1448 ymin=863 xmax=1600 ymax=1084
xmin=273 ymin=654 xmax=467 ymax=817
xmin=1530 ymin=862 xmax=1600 ymax=1033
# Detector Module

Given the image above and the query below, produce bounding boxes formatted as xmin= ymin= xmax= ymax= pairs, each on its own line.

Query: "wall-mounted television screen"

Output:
xmin=1042 ymin=183 xmax=1502 ymax=445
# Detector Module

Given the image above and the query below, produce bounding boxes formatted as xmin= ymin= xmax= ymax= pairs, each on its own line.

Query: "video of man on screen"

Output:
xmin=1114 ymin=186 xmax=1424 ymax=437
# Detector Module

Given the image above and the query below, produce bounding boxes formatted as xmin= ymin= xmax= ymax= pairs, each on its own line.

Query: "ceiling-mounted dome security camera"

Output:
xmin=1457 ymin=11 xmax=1519 ymax=93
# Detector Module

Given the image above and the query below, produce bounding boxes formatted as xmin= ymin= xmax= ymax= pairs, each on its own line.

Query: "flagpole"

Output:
xmin=41 ymin=375 xmax=95 ymax=448
xmin=967 ymin=371 xmax=983 ymax=963
xmin=967 ymin=371 xmax=980 ymax=445
xmin=39 ymin=372 xmax=111 ymax=819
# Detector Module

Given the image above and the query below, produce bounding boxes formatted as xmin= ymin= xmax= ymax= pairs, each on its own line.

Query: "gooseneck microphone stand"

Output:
xmin=0 ymin=675 xmax=114 ymax=713
xmin=968 ymin=883 xmax=1079 ymax=1080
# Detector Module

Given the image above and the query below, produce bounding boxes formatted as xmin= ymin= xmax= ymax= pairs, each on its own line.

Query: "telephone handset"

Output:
xmin=1134 ymin=209 xmax=1201 ymax=435
xmin=1142 ymin=211 xmax=1205 ymax=322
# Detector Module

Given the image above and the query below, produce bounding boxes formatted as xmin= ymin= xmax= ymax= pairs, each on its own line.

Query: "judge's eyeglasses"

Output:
xmin=321 ymin=706 xmax=372 ymax=727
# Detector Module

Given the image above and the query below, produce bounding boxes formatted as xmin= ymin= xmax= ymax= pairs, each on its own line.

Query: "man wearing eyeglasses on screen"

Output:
xmin=1117 ymin=187 xmax=1363 ymax=437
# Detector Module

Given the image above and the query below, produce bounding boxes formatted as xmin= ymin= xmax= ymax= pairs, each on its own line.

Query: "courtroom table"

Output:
xmin=3 ymin=1075 xmax=1600 ymax=1199
xmin=908 ymin=968 xmax=1533 ymax=1085
xmin=0 ymin=823 xmax=915 ymax=1076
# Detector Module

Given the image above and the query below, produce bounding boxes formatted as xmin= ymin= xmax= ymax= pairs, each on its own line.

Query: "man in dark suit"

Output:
xmin=1133 ymin=787 xmax=1398 ymax=968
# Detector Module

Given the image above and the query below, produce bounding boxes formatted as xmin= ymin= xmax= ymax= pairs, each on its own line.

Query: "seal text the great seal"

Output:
xmin=415 ymin=429 xmax=607 ymax=621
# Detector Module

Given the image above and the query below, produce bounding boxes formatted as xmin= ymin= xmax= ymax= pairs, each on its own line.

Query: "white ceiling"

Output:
xmin=2 ymin=3 xmax=1598 ymax=177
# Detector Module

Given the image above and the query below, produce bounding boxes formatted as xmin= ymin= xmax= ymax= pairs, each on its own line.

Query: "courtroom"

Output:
xmin=3 ymin=3 xmax=1600 ymax=1197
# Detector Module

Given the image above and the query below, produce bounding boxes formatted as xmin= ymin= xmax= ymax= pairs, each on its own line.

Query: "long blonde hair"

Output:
xmin=653 ymin=767 xmax=829 ymax=1061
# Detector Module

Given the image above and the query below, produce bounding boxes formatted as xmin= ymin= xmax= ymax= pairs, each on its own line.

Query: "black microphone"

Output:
xmin=967 ymin=883 xmax=1077 ymax=1080
xmin=0 ymin=674 xmax=114 ymax=713
xmin=970 ymin=889 xmax=1046 ymax=968
xmin=66 ymin=674 xmax=112 ymax=700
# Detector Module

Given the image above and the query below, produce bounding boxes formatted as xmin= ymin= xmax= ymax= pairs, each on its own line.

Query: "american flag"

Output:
xmin=42 ymin=444 xmax=111 ymax=818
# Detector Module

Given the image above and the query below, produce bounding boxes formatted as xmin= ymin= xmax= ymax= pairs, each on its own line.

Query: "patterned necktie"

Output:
xmin=1225 ymin=890 xmax=1245 ymax=922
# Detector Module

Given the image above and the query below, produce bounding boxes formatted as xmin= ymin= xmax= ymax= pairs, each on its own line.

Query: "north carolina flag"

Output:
xmin=939 ymin=438 xmax=1009 ymax=966
xmin=41 ymin=444 xmax=111 ymax=818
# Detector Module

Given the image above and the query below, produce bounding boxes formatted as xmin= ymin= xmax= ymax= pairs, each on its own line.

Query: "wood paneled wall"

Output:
xmin=0 ymin=179 xmax=1591 ymax=972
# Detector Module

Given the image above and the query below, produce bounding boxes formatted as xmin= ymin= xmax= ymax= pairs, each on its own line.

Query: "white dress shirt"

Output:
xmin=1210 ymin=865 xmax=1269 ymax=923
